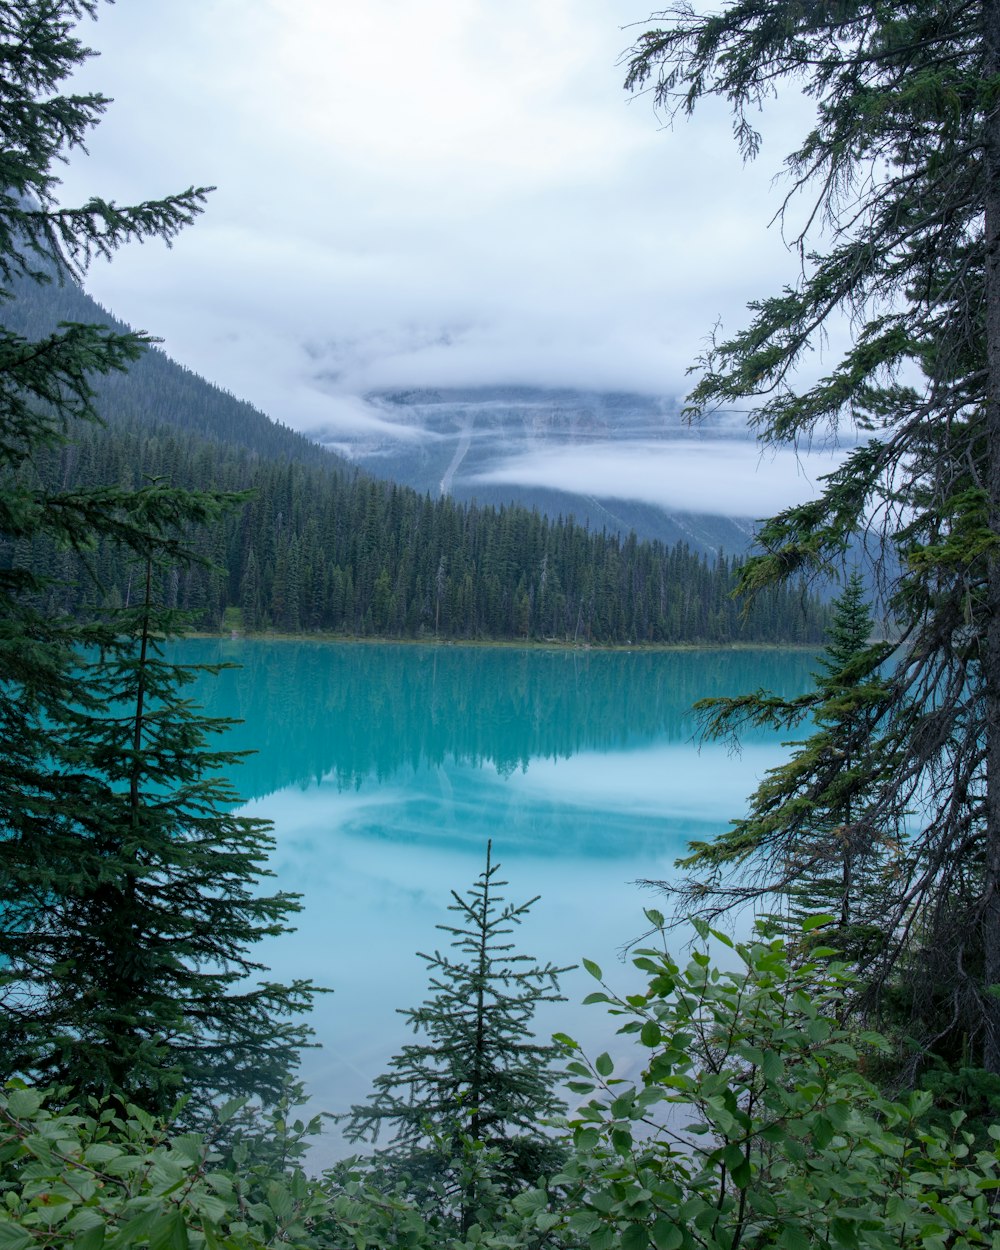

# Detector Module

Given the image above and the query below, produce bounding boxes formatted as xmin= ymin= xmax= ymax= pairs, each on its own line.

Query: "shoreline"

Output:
xmin=192 ymin=630 xmax=820 ymax=654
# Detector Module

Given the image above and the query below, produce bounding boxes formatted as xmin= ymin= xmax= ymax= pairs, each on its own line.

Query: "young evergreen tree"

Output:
xmin=625 ymin=0 xmax=1000 ymax=1069
xmin=678 ymin=574 xmax=897 ymax=966
xmin=0 ymin=2 xmax=314 ymax=1114
xmin=2 ymin=555 xmax=315 ymax=1120
xmin=341 ymin=842 xmax=570 ymax=1231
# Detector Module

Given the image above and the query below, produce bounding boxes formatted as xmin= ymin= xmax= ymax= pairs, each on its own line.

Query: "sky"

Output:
xmin=57 ymin=0 xmax=843 ymax=517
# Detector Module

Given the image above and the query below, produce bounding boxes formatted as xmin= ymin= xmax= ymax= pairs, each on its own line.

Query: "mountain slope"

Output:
xmin=5 ymin=267 xmax=335 ymax=468
xmin=3 ymin=266 xmax=831 ymax=643
xmin=313 ymin=387 xmax=760 ymax=553
xmin=9 ymin=270 xmax=761 ymax=555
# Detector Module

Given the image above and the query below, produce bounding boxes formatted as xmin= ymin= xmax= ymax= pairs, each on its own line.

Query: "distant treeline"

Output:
xmin=10 ymin=414 xmax=828 ymax=645
xmin=4 ymin=264 xmax=828 ymax=644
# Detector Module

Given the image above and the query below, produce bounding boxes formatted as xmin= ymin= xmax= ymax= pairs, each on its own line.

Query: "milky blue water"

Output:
xmin=182 ymin=639 xmax=816 ymax=1152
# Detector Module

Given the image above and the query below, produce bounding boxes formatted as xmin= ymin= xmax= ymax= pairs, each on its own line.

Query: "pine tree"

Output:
xmin=1 ymin=556 xmax=315 ymax=1120
xmin=341 ymin=842 xmax=570 ymax=1230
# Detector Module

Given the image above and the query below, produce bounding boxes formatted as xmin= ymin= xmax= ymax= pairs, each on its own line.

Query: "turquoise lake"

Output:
xmin=181 ymin=640 xmax=817 ymax=1153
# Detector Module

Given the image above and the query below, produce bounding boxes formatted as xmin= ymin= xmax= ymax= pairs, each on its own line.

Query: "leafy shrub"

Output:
xmin=545 ymin=915 xmax=1000 ymax=1250
xmin=0 ymin=1087 xmax=331 ymax=1250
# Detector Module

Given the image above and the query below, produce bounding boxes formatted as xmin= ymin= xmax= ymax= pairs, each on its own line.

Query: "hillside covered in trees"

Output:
xmin=1 ymin=265 xmax=826 ymax=645
xmin=9 ymin=412 xmax=826 ymax=644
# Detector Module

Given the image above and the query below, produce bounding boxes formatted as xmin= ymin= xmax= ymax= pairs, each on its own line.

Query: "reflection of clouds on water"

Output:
xmin=249 ymin=740 xmax=781 ymax=866
xmin=214 ymin=642 xmax=814 ymax=1165
xmin=257 ymin=811 xmax=679 ymax=1161
xmin=486 ymin=742 xmax=782 ymax=824
xmin=246 ymin=734 xmax=794 ymax=1166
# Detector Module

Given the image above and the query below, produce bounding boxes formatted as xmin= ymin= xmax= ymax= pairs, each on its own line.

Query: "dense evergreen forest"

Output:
xmin=2 ymin=270 xmax=826 ymax=645
xmin=8 ymin=412 xmax=827 ymax=645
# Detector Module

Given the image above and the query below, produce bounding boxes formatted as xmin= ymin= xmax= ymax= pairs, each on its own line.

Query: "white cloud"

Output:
xmin=471 ymin=439 xmax=843 ymax=517
xmin=56 ymin=0 xmax=819 ymax=429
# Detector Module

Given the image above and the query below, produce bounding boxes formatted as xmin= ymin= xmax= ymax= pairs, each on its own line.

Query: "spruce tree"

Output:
xmin=3 ymin=556 xmax=315 ymax=1120
xmin=624 ymin=0 xmax=1000 ymax=1067
xmin=342 ymin=842 xmax=570 ymax=1229
xmin=0 ymin=1 xmax=314 ymax=1115
xmin=679 ymin=574 xmax=898 ymax=965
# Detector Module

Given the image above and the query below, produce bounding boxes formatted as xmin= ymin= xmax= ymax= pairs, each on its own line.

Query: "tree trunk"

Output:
xmin=981 ymin=0 xmax=1000 ymax=1072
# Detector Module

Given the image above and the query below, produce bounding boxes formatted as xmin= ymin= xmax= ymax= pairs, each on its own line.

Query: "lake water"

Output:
xmin=182 ymin=640 xmax=816 ymax=1154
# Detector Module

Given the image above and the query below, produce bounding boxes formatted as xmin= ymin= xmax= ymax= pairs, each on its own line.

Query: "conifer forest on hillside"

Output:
xmin=2 ymin=268 xmax=827 ymax=646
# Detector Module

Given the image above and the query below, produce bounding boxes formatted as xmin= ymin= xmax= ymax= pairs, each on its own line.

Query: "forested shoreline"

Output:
xmin=1 ymin=259 xmax=829 ymax=647
xmin=8 ymin=413 xmax=828 ymax=646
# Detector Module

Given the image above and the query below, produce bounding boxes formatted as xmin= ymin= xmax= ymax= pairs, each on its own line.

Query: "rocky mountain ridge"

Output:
xmin=312 ymin=386 xmax=760 ymax=554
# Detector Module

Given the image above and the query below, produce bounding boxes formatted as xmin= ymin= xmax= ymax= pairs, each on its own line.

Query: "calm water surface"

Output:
xmin=183 ymin=640 xmax=816 ymax=1149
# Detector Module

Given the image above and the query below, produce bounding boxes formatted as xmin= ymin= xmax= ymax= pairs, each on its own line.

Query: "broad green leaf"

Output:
xmin=111 ymin=1207 xmax=164 ymax=1249
xmin=650 ymin=1218 xmax=683 ymax=1250
xmin=512 ymin=1188 xmax=547 ymax=1216
xmin=267 ymin=1180 xmax=293 ymax=1221
xmin=640 ymin=1021 xmax=662 ymax=1047
xmin=589 ymin=1226 xmax=615 ymax=1250
xmin=830 ymin=1216 xmax=860 ymax=1248
xmin=569 ymin=1210 xmax=602 ymax=1235
xmin=761 ymin=1049 xmax=783 ymax=1080
xmin=193 ymin=1195 xmax=230 ymax=1226
xmin=216 ymin=1098 xmax=246 ymax=1125
xmin=731 ymin=1158 xmax=751 ymax=1188
xmin=83 ymin=1144 xmax=123 ymax=1165
xmin=74 ymin=1225 xmax=106 ymax=1250
xmin=812 ymin=1115 xmax=833 ymax=1148
xmin=622 ymin=1223 xmax=649 ymax=1250
xmin=149 ymin=1210 xmax=189 ymax=1250
xmin=5 ymin=1091 xmax=43 ymax=1121
xmin=0 ymin=1223 xmax=33 ymax=1250
xmin=779 ymin=1223 xmax=811 ymax=1250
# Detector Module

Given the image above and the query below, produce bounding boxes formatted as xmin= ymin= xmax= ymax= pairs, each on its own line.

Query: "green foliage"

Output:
xmin=6 ymin=927 xmax=1000 ymax=1250
xmin=0 ymin=1083 xmax=550 ymax=1250
xmin=3 ymin=409 xmax=830 ymax=645
xmin=0 ymin=1084 xmax=343 ymax=1250
xmin=554 ymin=914 xmax=1000 ymax=1249
xmin=0 ymin=570 xmax=317 ymax=1120
xmin=624 ymin=0 xmax=1000 ymax=1067
xmin=341 ymin=842 xmax=571 ymax=1232
xmin=679 ymin=574 xmax=898 ymax=967
xmin=0 ymin=1 xmax=314 ymax=1117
